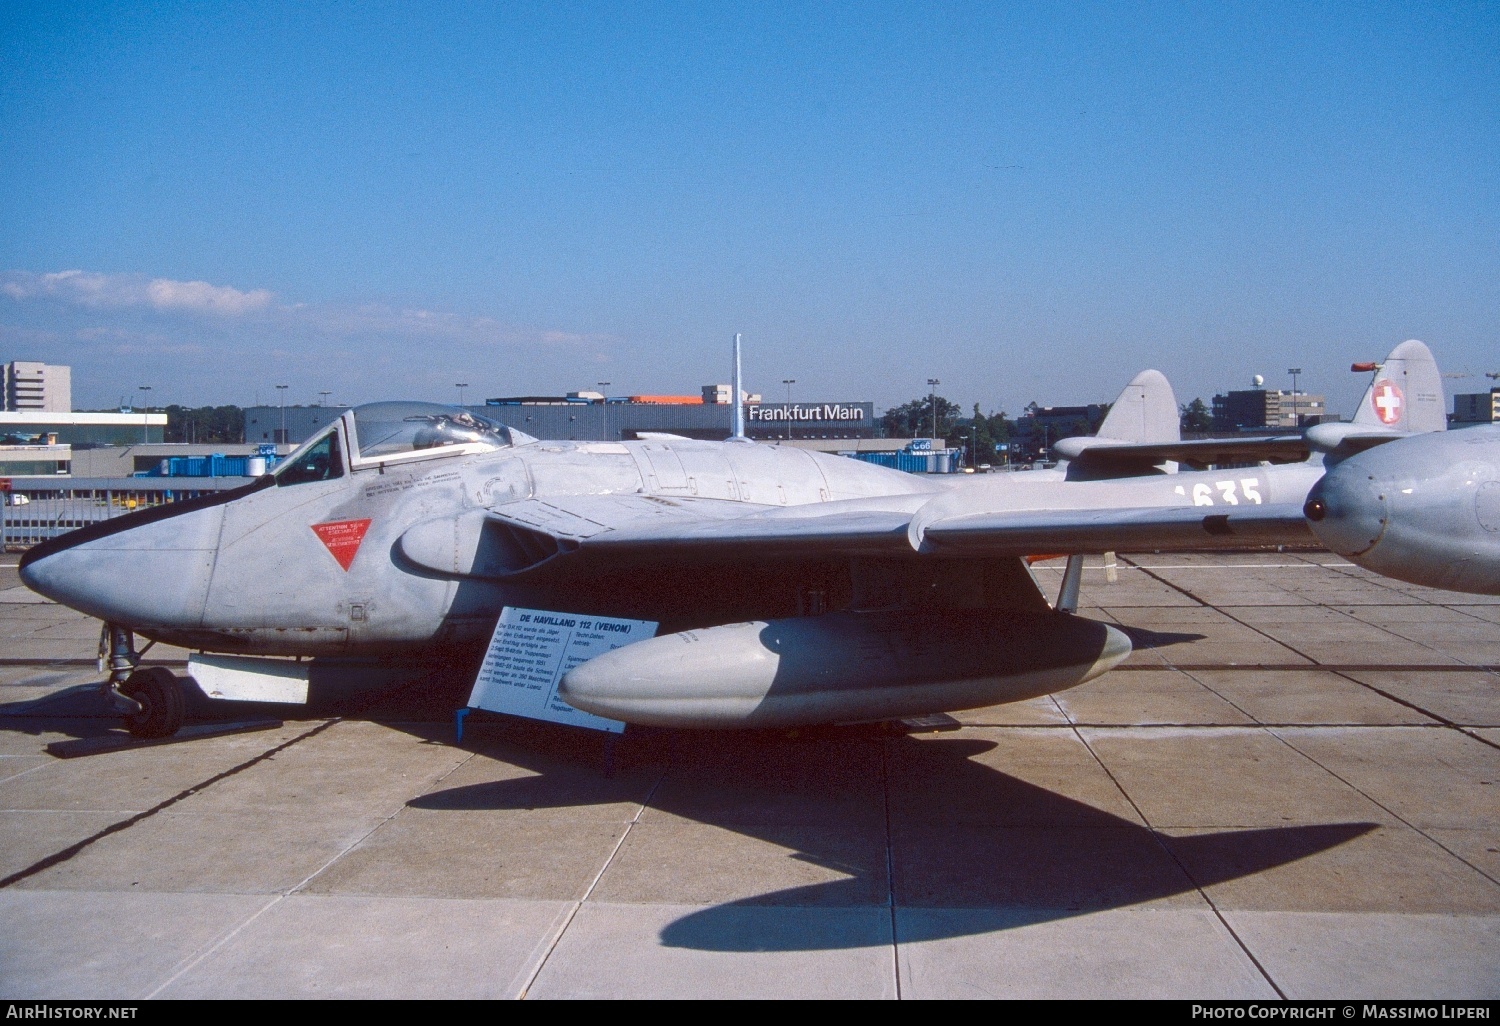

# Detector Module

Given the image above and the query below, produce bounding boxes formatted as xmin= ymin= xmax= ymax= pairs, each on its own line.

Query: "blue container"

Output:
xmin=845 ymin=451 xmax=956 ymax=474
xmin=136 ymin=453 xmax=258 ymax=478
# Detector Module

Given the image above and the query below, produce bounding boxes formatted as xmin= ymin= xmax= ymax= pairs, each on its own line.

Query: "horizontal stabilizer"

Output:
xmin=1051 ymin=369 xmax=1182 ymax=475
xmin=1063 ymin=435 xmax=1309 ymax=471
xmin=1303 ymin=421 xmax=1405 ymax=459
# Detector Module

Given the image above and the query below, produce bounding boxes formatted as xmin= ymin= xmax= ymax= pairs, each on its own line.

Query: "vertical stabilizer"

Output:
xmin=1352 ymin=340 xmax=1446 ymax=433
xmin=731 ymin=333 xmax=746 ymax=439
xmin=1096 ymin=369 xmax=1181 ymax=444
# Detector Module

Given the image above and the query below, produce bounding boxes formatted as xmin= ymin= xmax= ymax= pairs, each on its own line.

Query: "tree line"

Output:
xmin=163 ymin=405 xmax=246 ymax=444
xmin=880 ymin=396 xmax=1016 ymax=464
xmin=81 ymin=404 xmax=248 ymax=443
xmin=880 ymin=393 xmax=1218 ymax=464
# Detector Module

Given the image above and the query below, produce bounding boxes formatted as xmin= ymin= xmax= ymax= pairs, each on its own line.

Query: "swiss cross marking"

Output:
xmin=1371 ymin=380 xmax=1404 ymax=425
xmin=311 ymin=518 xmax=372 ymax=571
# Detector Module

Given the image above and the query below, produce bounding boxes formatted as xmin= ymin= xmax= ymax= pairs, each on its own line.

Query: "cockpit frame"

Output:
xmin=272 ymin=403 xmax=535 ymax=484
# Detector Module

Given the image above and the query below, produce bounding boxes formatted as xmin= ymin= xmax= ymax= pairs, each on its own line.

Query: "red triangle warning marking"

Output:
xmin=311 ymin=518 xmax=372 ymax=571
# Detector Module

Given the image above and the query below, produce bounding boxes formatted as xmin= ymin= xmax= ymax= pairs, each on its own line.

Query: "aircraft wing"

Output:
xmin=575 ymin=487 xmax=1312 ymax=562
xmin=400 ymin=493 xmax=923 ymax=577
xmin=579 ymin=497 xmax=1312 ymax=563
xmin=917 ymin=502 xmax=1313 ymax=555
xmin=403 ymin=487 xmax=1314 ymax=579
xmin=582 ymin=506 xmax=917 ymax=557
xmin=550 ymin=493 xmax=925 ymax=559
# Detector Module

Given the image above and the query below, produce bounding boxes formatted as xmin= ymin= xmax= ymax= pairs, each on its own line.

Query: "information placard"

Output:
xmin=466 ymin=607 xmax=658 ymax=733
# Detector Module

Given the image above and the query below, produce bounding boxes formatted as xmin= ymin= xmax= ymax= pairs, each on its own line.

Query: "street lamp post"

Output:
xmin=782 ymin=379 xmax=796 ymax=441
xmin=598 ymin=382 xmax=611 ymax=440
xmin=276 ymin=384 xmax=289 ymax=445
xmin=456 ymin=383 xmax=468 ymax=408
xmin=927 ymin=379 xmax=940 ymax=441
xmin=1288 ymin=367 xmax=1302 ymax=428
xmin=137 ymin=385 xmax=151 ymax=443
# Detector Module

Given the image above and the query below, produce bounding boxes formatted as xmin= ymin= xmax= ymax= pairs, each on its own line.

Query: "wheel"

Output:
xmin=121 ymin=667 xmax=185 ymax=739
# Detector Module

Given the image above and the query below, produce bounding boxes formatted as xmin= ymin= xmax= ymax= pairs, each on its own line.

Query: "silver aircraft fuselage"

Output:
xmin=18 ymin=402 xmax=1339 ymax=730
xmin=20 ymin=416 xmax=936 ymax=655
xmin=20 ymin=401 xmax=1323 ymax=659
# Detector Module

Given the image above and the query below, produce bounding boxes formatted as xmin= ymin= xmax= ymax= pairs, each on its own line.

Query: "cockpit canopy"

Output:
xmin=350 ymin=402 xmax=535 ymax=459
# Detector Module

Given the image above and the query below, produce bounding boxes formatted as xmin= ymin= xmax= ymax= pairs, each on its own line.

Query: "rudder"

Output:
xmin=1096 ymin=369 xmax=1181 ymax=444
xmin=1352 ymin=340 xmax=1446 ymax=433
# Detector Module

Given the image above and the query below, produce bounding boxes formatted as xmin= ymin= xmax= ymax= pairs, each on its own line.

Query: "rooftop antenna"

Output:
xmin=731 ymin=332 xmax=746 ymax=440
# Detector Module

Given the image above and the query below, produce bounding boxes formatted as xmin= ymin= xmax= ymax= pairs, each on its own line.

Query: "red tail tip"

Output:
xmin=1351 ymin=362 xmax=1379 ymax=372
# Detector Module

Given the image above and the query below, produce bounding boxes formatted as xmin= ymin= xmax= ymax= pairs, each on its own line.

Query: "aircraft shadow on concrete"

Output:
xmin=1117 ymin=626 xmax=1207 ymax=650
xmin=410 ymin=725 xmax=1376 ymax=952
xmin=0 ymin=683 xmax=145 ymax=740
xmin=0 ymin=656 xmax=480 ymax=744
xmin=1 ymin=667 xmax=1376 ymax=950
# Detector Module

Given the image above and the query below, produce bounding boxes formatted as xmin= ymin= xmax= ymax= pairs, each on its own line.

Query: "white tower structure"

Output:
xmin=2 ymin=362 xmax=72 ymax=412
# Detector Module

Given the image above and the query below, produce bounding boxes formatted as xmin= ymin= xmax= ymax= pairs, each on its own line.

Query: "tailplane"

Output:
xmin=1096 ymin=369 xmax=1181 ymax=444
xmin=1051 ymin=369 xmax=1182 ymax=472
xmin=1351 ymin=340 xmax=1446 ymax=433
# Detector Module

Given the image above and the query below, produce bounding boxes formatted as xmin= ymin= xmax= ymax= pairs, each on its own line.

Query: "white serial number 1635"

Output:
xmin=1174 ymin=479 xmax=1263 ymax=506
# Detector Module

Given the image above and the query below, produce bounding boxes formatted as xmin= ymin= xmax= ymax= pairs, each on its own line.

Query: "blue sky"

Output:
xmin=1 ymin=2 xmax=1495 ymax=416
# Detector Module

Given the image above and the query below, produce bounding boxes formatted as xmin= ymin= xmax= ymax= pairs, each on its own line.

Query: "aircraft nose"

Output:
xmin=1305 ymin=462 xmax=1388 ymax=557
xmin=19 ymin=503 xmax=224 ymax=629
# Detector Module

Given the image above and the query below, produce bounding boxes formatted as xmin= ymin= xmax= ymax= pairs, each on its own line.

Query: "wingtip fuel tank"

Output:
xmin=559 ymin=609 xmax=1132 ymax=728
xmin=1305 ymin=424 xmax=1500 ymax=595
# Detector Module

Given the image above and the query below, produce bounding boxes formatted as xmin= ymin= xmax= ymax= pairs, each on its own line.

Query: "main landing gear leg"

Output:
xmin=99 ymin=624 xmax=185 ymax=739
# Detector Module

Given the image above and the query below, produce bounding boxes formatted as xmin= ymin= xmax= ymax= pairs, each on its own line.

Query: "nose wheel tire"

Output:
xmin=121 ymin=667 xmax=186 ymax=739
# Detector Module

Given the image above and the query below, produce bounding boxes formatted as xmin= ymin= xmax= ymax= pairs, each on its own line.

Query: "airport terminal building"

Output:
xmin=246 ymin=390 xmax=880 ymax=446
xmin=481 ymin=395 xmax=877 ymax=443
xmin=0 ymin=411 xmax=168 ymax=476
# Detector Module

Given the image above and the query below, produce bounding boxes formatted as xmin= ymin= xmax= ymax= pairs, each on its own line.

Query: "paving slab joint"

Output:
xmin=1066 ymin=719 xmax=1289 ymax=999
xmin=0 ymin=717 xmax=341 ymax=890
xmin=516 ymin=768 xmax=667 ymax=999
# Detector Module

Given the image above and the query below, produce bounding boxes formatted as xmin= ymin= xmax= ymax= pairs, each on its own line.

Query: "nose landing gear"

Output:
xmin=99 ymin=624 xmax=186 ymax=739
xmin=120 ymin=667 xmax=187 ymax=739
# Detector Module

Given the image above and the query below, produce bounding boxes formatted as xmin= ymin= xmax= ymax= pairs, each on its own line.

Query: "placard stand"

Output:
xmin=458 ymin=607 xmax=658 ymax=741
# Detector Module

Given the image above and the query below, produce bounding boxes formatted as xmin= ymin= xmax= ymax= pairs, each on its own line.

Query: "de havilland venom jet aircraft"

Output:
xmin=19 ymin=340 xmax=1446 ymax=739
